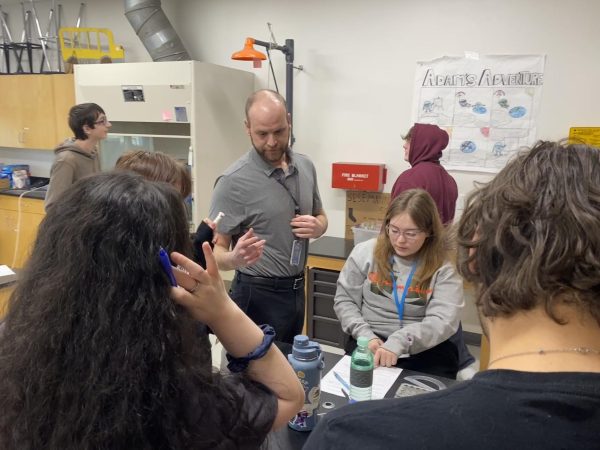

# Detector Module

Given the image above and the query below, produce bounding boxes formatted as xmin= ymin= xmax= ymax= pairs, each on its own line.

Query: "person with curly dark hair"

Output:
xmin=0 ymin=171 xmax=303 ymax=449
xmin=305 ymin=140 xmax=600 ymax=449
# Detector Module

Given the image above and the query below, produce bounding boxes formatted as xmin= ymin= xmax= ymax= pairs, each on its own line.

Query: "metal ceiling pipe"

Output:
xmin=124 ymin=0 xmax=190 ymax=61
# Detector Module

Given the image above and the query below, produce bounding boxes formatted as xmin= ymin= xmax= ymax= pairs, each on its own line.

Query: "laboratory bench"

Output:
xmin=269 ymin=349 xmax=458 ymax=450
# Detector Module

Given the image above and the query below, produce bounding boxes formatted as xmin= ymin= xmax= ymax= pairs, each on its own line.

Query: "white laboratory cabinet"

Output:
xmin=74 ymin=61 xmax=254 ymax=228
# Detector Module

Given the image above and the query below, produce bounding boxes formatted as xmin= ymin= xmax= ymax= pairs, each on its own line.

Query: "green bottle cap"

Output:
xmin=357 ymin=336 xmax=369 ymax=347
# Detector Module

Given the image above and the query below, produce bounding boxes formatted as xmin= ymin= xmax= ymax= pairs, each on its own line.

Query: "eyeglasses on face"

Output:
xmin=94 ymin=117 xmax=110 ymax=126
xmin=386 ymin=224 xmax=425 ymax=241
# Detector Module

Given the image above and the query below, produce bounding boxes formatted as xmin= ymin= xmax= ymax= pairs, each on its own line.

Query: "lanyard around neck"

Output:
xmin=390 ymin=257 xmax=418 ymax=326
xmin=273 ymin=169 xmax=301 ymax=215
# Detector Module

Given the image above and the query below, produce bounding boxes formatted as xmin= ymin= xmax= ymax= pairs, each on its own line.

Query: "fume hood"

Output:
xmin=74 ymin=60 xmax=254 ymax=228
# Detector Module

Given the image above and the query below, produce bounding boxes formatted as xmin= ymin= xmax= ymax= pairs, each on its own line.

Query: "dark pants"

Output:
xmin=230 ymin=272 xmax=305 ymax=345
xmin=345 ymin=335 xmax=459 ymax=379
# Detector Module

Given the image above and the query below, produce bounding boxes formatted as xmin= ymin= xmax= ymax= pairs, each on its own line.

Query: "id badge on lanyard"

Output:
xmin=274 ymin=171 xmax=303 ymax=266
xmin=290 ymin=239 xmax=302 ymax=266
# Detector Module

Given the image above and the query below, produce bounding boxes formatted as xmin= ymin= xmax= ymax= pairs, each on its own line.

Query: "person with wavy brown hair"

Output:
xmin=334 ymin=188 xmax=464 ymax=379
xmin=0 ymin=171 xmax=303 ymax=449
xmin=116 ymin=150 xmax=192 ymax=198
xmin=306 ymin=140 xmax=600 ymax=450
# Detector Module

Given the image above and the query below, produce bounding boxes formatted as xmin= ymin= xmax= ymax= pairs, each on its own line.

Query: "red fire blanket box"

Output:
xmin=331 ymin=162 xmax=386 ymax=192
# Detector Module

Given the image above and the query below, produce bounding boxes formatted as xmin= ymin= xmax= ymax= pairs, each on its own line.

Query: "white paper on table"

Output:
xmin=320 ymin=355 xmax=402 ymax=400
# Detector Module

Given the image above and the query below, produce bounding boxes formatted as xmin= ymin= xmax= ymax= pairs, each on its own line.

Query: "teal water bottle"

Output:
xmin=350 ymin=336 xmax=374 ymax=402
xmin=288 ymin=335 xmax=325 ymax=431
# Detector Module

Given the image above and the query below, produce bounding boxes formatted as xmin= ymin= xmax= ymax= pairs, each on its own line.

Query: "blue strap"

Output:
xmin=226 ymin=324 xmax=276 ymax=373
xmin=391 ymin=258 xmax=418 ymax=326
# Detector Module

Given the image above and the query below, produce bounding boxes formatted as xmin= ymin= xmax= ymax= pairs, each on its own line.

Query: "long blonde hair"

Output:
xmin=374 ymin=189 xmax=447 ymax=296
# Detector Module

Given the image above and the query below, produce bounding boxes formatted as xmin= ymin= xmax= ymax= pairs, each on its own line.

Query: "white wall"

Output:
xmin=0 ymin=147 xmax=55 ymax=176
xmin=3 ymin=0 xmax=599 ymax=235
xmin=173 ymin=0 xmax=600 ymax=236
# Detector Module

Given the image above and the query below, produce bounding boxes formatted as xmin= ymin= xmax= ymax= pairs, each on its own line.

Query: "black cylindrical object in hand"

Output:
xmin=192 ymin=221 xmax=214 ymax=268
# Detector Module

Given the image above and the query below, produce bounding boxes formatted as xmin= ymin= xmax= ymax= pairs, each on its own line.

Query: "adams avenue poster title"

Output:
xmin=421 ymin=69 xmax=544 ymax=87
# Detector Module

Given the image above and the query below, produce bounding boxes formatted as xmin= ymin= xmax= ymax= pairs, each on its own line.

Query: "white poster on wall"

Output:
xmin=411 ymin=54 xmax=546 ymax=173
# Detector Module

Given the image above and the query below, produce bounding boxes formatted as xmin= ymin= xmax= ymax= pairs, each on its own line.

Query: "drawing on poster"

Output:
xmin=412 ymin=55 xmax=545 ymax=172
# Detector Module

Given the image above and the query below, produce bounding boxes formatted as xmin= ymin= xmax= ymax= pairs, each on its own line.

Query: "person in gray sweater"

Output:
xmin=334 ymin=189 xmax=464 ymax=378
xmin=45 ymin=103 xmax=110 ymax=210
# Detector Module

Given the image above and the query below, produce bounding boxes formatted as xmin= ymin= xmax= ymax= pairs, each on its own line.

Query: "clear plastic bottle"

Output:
xmin=350 ymin=336 xmax=374 ymax=402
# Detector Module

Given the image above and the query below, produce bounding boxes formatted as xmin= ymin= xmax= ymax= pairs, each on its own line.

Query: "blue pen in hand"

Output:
xmin=158 ymin=247 xmax=178 ymax=287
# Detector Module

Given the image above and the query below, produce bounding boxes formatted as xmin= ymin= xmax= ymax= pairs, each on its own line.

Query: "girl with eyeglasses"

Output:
xmin=334 ymin=189 xmax=464 ymax=378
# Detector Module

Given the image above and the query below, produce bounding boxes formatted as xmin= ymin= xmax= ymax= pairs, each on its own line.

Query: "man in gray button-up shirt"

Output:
xmin=209 ymin=89 xmax=327 ymax=344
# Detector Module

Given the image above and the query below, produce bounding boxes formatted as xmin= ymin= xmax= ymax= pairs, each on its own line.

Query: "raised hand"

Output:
xmin=230 ymin=228 xmax=266 ymax=268
xmin=170 ymin=242 xmax=233 ymax=325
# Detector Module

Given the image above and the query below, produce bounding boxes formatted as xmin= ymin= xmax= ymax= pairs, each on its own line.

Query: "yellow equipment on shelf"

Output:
xmin=58 ymin=27 xmax=125 ymax=63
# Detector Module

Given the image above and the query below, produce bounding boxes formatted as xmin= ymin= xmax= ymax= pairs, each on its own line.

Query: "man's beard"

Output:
xmin=251 ymin=139 xmax=288 ymax=164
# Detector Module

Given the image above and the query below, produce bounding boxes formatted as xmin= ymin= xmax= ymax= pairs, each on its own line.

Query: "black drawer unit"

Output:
xmin=306 ymin=267 xmax=348 ymax=348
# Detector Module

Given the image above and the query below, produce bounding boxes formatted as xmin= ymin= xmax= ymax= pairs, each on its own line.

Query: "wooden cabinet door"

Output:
xmin=18 ymin=75 xmax=57 ymax=149
xmin=52 ymin=74 xmax=75 ymax=144
xmin=0 ymin=206 xmax=19 ymax=266
xmin=0 ymin=197 xmax=45 ymax=268
xmin=0 ymin=76 xmax=23 ymax=147
xmin=0 ymin=284 xmax=15 ymax=319
xmin=0 ymin=74 xmax=74 ymax=149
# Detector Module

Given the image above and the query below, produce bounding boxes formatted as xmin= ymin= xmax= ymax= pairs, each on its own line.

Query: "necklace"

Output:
xmin=488 ymin=347 xmax=600 ymax=368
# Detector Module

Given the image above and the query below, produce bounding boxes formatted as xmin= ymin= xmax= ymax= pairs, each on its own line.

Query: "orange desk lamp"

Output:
xmin=232 ymin=37 xmax=296 ymax=144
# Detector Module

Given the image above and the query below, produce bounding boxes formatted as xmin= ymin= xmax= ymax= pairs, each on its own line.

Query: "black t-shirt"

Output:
xmin=182 ymin=374 xmax=277 ymax=449
xmin=177 ymin=324 xmax=277 ymax=449
xmin=304 ymin=370 xmax=600 ymax=450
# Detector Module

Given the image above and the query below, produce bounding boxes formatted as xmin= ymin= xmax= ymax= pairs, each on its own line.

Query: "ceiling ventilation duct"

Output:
xmin=124 ymin=0 xmax=190 ymax=61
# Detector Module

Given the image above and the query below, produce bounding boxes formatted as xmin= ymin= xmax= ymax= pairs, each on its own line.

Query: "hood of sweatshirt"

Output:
xmin=408 ymin=123 xmax=449 ymax=166
xmin=54 ymin=138 xmax=97 ymax=158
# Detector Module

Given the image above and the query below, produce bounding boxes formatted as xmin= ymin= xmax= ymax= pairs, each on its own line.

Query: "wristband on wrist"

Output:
xmin=226 ymin=324 xmax=276 ymax=373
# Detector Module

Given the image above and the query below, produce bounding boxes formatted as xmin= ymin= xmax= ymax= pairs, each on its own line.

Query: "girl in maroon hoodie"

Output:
xmin=391 ymin=123 xmax=458 ymax=225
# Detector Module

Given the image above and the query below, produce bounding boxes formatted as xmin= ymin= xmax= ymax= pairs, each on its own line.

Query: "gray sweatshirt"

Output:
xmin=334 ymin=238 xmax=464 ymax=356
xmin=45 ymin=139 xmax=100 ymax=210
